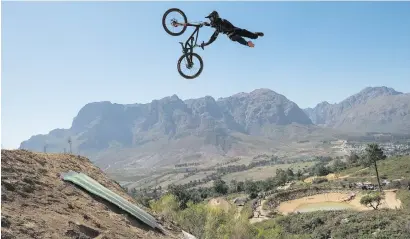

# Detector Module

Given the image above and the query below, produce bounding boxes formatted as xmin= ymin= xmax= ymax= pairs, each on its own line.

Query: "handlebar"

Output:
xmin=198 ymin=22 xmax=211 ymax=28
xmin=174 ymin=21 xmax=210 ymax=28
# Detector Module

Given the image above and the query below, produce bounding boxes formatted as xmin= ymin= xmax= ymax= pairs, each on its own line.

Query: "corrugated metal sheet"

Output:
xmin=182 ymin=230 xmax=197 ymax=239
xmin=61 ymin=170 xmax=162 ymax=231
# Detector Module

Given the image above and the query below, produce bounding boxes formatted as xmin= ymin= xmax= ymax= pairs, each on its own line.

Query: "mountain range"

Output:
xmin=304 ymin=86 xmax=410 ymax=133
xmin=19 ymin=86 xmax=410 ymax=169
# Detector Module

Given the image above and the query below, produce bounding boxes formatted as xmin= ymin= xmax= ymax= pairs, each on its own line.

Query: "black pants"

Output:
xmin=228 ymin=28 xmax=259 ymax=46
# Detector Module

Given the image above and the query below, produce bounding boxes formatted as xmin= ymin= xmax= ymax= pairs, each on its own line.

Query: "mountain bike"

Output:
xmin=162 ymin=8 xmax=207 ymax=80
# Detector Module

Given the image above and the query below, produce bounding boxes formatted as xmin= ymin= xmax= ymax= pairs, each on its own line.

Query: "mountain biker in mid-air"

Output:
xmin=201 ymin=11 xmax=264 ymax=48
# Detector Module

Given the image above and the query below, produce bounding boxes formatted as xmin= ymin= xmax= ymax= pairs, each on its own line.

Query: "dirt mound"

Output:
xmin=208 ymin=198 xmax=231 ymax=212
xmin=1 ymin=150 xmax=182 ymax=239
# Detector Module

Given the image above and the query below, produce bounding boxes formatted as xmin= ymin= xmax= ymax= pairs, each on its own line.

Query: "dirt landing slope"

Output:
xmin=1 ymin=150 xmax=182 ymax=239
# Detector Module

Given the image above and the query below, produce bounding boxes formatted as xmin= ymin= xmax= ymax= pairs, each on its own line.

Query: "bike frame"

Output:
xmin=179 ymin=23 xmax=202 ymax=66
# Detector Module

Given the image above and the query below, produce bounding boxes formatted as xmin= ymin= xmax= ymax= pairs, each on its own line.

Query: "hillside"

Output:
xmin=1 ymin=150 xmax=184 ymax=239
xmin=304 ymin=86 xmax=410 ymax=133
xmin=19 ymin=89 xmax=330 ymax=169
xmin=339 ymin=155 xmax=410 ymax=180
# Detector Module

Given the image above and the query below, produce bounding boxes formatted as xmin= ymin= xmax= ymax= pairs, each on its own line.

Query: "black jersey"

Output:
xmin=210 ymin=18 xmax=236 ymax=34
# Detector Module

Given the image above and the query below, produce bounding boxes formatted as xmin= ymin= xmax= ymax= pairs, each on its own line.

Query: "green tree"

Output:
xmin=237 ymin=181 xmax=245 ymax=192
xmin=213 ymin=179 xmax=229 ymax=195
xmin=313 ymin=163 xmax=331 ymax=176
xmin=332 ymin=159 xmax=347 ymax=172
xmin=275 ymin=168 xmax=288 ymax=186
xmin=347 ymin=152 xmax=360 ymax=166
xmin=188 ymin=189 xmax=203 ymax=204
xmin=286 ymin=168 xmax=295 ymax=178
xmin=296 ymin=169 xmax=303 ymax=180
xmin=360 ymin=192 xmax=384 ymax=210
xmin=168 ymin=184 xmax=191 ymax=209
xmin=229 ymin=180 xmax=241 ymax=193
xmin=244 ymin=180 xmax=259 ymax=199
xmin=364 ymin=143 xmax=386 ymax=192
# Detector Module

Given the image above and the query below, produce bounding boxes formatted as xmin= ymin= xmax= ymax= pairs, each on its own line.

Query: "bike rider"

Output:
xmin=201 ymin=11 xmax=264 ymax=48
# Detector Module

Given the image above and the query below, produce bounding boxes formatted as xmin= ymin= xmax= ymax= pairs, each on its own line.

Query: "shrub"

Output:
xmin=151 ymin=194 xmax=256 ymax=239
xmin=273 ymin=210 xmax=410 ymax=239
xmin=240 ymin=202 xmax=254 ymax=219
xmin=312 ymin=178 xmax=328 ymax=184
xmin=150 ymin=194 xmax=179 ymax=221
xmin=177 ymin=202 xmax=208 ymax=237
xmin=386 ymin=180 xmax=402 ymax=189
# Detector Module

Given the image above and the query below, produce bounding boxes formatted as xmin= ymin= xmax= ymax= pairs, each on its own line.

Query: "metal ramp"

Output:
xmin=61 ymin=170 xmax=163 ymax=232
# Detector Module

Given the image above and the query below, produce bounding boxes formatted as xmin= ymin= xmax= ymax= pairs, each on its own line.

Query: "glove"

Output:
xmin=200 ymin=42 xmax=205 ymax=49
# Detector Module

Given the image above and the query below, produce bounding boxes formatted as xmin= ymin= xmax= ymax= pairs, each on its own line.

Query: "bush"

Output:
xmin=213 ymin=179 xmax=229 ymax=195
xmin=150 ymin=194 xmax=179 ymax=221
xmin=177 ymin=202 xmax=208 ymax=237
xmin=312 ymin=178 xmax=328 ymax=184
xmin=312 ymin=164 xmax=332 ymax=176
xmin=400 ymin=179 xmax=410 ymax=188
xmin=332 ymin=159 xmax=347 ymax=172
xmin=151 ymin=194 xmax=256 ymax=239
xmin=386 ymin=180 xmax=402 ymax=189
xmin=240 ymin=202 xmax=254 ymax=219
xmin=273 ymin=210 xmax=410 ymax=239
xmin=252 ymin=220 xmax=286 ymax=239
xmin=266 ymin=211 xmax=278 ymax=218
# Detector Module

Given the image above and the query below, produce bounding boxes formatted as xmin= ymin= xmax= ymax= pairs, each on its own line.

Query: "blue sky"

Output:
xmin=2 ymin=2 xmax=410 ymax=149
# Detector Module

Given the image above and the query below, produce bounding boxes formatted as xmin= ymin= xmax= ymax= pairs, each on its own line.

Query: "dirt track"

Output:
xmin=382 ymin=190 xmax=402 ymax=209
xmin=276 ymin=191 xmax=402 ymax=215
xmin=249 ymin=200 xmax=269 ymax=224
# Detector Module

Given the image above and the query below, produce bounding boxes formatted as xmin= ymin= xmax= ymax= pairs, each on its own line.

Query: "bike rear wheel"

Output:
xmin=177 ymin=53 xmax=204 ymax=79
xmin=162 ymin=8 xmax=188 ymax=36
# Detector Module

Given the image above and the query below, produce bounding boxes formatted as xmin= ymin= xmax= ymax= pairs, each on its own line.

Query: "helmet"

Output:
xmin=205 ymin=11 xmax=219 ymax=22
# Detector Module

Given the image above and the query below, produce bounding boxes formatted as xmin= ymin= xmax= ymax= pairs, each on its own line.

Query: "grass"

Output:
xmin=222 ymin=162 xmax=314 ymax=182
xmin=338 ymin=165 xmax=364 ymax=176
xmin=372 ymin=156 xmax=410 ymax=179
xmin=338 ymin=156 xmax=410 ymax=180
xmin=397 ymin=189 xmax=410 ymax=209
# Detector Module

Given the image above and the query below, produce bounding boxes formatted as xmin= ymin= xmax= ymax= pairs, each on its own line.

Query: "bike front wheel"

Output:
xmin=162 ymin=8 xmax=188 ymax=36
xmin=177 ymin=53 xmax=204 ymax=79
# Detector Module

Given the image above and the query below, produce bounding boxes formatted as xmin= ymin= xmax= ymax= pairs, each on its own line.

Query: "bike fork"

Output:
xmin=179 ymin=40 xmax=194 ymax=68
